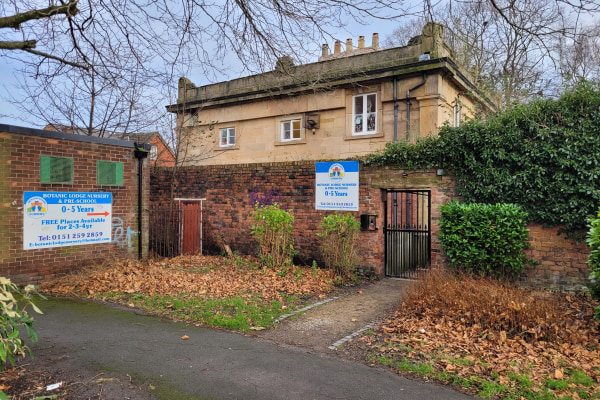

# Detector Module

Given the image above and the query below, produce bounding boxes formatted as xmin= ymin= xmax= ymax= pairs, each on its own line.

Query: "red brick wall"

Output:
xmin=0 ymin=125 xmax=149 ymax=285
xmin=522 ymin=224 xmax=590 ymax=291
xmin=151 ymin=162 xmax=591 ymax=290
xmin=150 ymin=162 xmax=457 ymax=275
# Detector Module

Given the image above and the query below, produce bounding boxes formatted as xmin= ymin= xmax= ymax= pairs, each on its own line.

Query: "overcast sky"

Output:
xmin=0 ymin=15 xmax=401 ymax=130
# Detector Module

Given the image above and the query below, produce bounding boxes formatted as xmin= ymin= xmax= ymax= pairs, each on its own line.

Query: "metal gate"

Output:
xmin=149 ymin=199 xmax=204 ymax=257
xmin=383 ymin=190 xmax=431 ymax=278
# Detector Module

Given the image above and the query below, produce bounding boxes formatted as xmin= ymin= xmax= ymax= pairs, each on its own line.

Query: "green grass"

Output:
xmin=104 ymin=292 xmax=301 ymax=331
xmin=370 ymin=348 xmax=599 ymax=400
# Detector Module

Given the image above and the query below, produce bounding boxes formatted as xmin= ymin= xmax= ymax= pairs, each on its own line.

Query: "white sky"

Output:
xmin=0 ymin=16 xmax=402 ymax=129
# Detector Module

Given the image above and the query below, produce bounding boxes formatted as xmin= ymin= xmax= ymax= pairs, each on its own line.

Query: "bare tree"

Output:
xmin=555 ymin=22 xmax=600 ymax=85
xmin=385 ymin=0 xmax=596 ymax=107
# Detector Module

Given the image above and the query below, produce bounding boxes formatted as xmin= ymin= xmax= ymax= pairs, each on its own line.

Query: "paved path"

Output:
xmin=256 ymin=278 xmax=413 ymax=352
xmin=26 ymin=288 xmax=476 ymax=399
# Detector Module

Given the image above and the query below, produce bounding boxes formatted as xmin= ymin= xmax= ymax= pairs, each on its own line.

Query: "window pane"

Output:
xmin=367 ymin=94 xmax=376 ymax=113
xmin=367 ymin=113 xmax=376 ymax=131
xmin=229 ymin=128 xmax=235 ymax=145
xmin=220 ymin=129 xmax=226 ymax=145
xmin=354 ymin=115 xmax=363 ymax=133
xmin=292 ymin=120 xmax=301 ymax=138
xmin=354 ymin=96 xmax=363 ymax=115
xmin=282 ymin=121 xmax=290 ymax=140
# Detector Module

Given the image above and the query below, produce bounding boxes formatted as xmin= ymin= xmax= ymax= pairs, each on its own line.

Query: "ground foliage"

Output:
xmin=363 ymin=81 xmax=600 ymax=238
xmin=358 ymin=271 xmax=600 ymax=399
xmin=40 ymin=255 xmax=333 ymax=301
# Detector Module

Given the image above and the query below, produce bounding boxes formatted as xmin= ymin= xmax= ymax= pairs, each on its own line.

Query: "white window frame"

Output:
xmin=149 ymin=145 xmax=158 ymax=160
xmin=353 ymin=93 xmax=378 ymax=135
xmin=281 ymin=119 xmax=302 ymax=142
xmin=219 ymin=127 xmax=235 ymax=147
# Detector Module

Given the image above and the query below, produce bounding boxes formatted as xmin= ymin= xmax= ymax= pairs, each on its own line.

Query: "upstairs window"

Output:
xmin=40 ymin=155 xmax=73 ymax=184
xmin=220 ymin=127 xmax=235 ymax=147
xmin=97 ymin=160 xmax=124 ymax=186
xmin=281 ymin=119 xmax=302 ymax=141
xmin=353 ymin=93 xmax=377 ymax=135
xmin=149 ymin=145 xmax=158 ymax=160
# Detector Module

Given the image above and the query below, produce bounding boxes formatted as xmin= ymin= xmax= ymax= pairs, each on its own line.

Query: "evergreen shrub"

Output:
xmin=439 ymin=201 xmax=532 ymax=280
xmin=317 ymin=213 xmax=360 ymax=281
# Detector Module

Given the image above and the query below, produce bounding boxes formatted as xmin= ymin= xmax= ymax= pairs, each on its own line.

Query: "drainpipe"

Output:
xmin=393 ymin=77 xmax=398 ymax=228
xmin=393 ymin=77 xmax=398 ymax=142
xmin=405 ymin=73 xmax=427 ymax=228
xmin=406 ymin=73 xmax=427 ymax=141
xmin=134 ymin=142 xmax=151 ymax=259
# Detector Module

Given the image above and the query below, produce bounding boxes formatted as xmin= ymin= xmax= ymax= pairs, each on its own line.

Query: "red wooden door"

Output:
xmin=180 ymin=202 xmax=202 ymax=255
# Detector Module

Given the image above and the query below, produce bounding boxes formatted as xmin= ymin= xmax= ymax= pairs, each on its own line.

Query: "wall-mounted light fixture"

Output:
xmin=305 ymin=113 xmax=320 ymax=134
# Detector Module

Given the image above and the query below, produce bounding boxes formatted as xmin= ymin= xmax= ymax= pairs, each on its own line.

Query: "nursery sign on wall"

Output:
xmin=315 ymin=161 xmax=359 ymax=211
xmin=23 ymin=191 xmax=112 ymax=250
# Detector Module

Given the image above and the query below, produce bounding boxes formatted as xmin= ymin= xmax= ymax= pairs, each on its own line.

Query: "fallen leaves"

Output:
xmin=40 ymin=255 xmax=334 ymax=302
xmin=365 ymin=271 xmax=600 ymax=399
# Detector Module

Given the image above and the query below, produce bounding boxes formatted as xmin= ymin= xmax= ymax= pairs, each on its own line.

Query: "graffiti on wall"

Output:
xmin=111 ymin=217 xmax=137 ymax=248
xmin=250 ymin=189 xmax=288 ymax=210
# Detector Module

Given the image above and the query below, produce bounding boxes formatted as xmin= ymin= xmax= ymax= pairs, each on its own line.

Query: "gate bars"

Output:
xmin=383 ymin=190 xmax=431 ymax=278
xmin=149 ymin=199 xmax=204 ymax=257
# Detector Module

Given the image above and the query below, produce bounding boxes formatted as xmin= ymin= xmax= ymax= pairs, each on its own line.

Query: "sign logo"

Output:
xmin=25 ymin=197 xmax=47 ymax=219
xmin=329 ymin=163 xmax=345 ymax=179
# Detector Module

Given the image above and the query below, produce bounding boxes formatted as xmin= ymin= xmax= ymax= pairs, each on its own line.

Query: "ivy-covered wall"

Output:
xmin=365 ymin=81 xmax=600 ymax=240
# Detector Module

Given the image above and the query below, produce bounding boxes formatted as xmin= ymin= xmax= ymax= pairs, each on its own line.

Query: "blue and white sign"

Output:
xmin=315 ymin=161 xmax=359 ymax=211
xmin=23 ymin=192 xmax=112 ymax=250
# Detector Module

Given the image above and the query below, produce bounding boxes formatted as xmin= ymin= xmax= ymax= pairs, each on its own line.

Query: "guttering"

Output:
xmin=406 ymin=73 xmax=427 ymax=141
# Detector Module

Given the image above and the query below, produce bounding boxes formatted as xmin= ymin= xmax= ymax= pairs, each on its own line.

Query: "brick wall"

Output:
xmin=150 ymin=162 xmax=458 ymax=275
xmin=0 ymin=125 xmax=150 ymax=285
xmin=522 ymin=224 xmax=590 ymax=291
xmin=151 ymin=162 xmax=591 ymax=290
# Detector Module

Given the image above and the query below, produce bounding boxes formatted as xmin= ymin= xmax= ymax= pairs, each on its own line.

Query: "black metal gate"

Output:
xmin=149 ymin=200 xmax=204 ymax=257
xmin=383 ymin=190 xmax=431 ymax=278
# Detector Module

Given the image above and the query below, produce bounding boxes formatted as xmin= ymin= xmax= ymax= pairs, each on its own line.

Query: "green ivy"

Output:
xmin=585 ymin=209 xmax=600 ymax=319
xmin=439 ymin=202 xmax=533 ymax=280
xmin=363 ymin=81 xmax=600 ymax=239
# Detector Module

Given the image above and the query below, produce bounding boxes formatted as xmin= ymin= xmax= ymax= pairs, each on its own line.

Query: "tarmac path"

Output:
xmin=24 ymin=280 xmax=477 ymax=400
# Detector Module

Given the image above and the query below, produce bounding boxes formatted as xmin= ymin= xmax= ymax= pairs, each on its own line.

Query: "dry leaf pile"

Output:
xmin=41 ymin=255 xmax=333 ymax=301
xmin=365 ymin=271 xmax=600 ymax=398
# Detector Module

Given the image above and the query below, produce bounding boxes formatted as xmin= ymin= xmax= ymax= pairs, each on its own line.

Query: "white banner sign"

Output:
xmin=315 ymin=161 xmax=359 ymax=211
xmin=23 ymin=192 xmax=112 ymax=250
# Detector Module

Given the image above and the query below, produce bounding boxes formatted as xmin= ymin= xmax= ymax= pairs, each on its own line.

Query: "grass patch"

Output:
xmin=109 ymin=292 xmax=302 ymax=331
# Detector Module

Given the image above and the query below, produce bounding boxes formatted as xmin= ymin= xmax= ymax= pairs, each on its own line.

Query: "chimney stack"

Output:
xmin=358 ymin=35 xmax=365 ymax=48
xmin=322 ymin=43 xmax=329 ymax=57
xmin=334 ymin=40 xmax=341 ymax=54
xmin=372 ymin=33 xmax=379 ymax=49
xmin=346 ymin=38 xmax=353 ymax=52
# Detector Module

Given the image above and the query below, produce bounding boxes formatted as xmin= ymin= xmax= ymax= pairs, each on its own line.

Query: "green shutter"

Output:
xmin=97 ymin=160 xmax=124 ymax=186
xmin=40 ymin=155 xmax=73 ymax=183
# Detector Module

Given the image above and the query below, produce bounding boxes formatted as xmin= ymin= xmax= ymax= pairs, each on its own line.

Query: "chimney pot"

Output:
xmin=322 ymin=43 xmax=329 ymax=57
xmin=346 ymin=38 xmax=353 ymax=52
xmin=358 ymin=36 xmax=365 ymax=48
xmin=334 ymin=40 xmax=341 ymax=54
xmin=372 ymin=33 xmax=379 ymax=49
